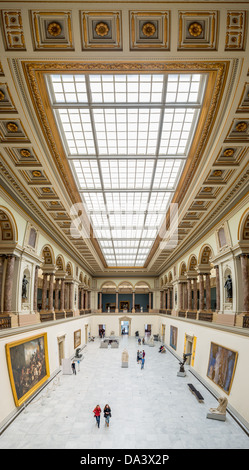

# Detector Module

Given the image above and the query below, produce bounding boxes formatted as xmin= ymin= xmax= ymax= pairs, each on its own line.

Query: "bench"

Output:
xmin=187 ymin=383 xmax=204 ymax=402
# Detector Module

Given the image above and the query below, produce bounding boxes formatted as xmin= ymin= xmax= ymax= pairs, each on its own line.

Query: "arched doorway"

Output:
xmin=119 ymin=316 xmax=131 ymax=336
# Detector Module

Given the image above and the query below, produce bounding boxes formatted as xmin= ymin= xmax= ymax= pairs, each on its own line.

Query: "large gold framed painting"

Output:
xmin=207 ymin=342 xmax=238 ymax=395
xmin=5 ymin=333 xmax=50 ymax=407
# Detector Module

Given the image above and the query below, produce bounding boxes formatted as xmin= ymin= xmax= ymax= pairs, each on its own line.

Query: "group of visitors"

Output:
xmin=159 ymin=345 xmax=166 ymax=353
xmin=93 ymin=404 xmax=112 ymax=428
xmin=137 ymin=349 xmax=145 ymax=369
xmin=138 ymin=337 xmax=145 ymax=345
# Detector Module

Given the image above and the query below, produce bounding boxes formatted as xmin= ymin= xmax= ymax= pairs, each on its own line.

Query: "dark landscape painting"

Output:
xmin=6 ymin=333 xmax=50 ymax=406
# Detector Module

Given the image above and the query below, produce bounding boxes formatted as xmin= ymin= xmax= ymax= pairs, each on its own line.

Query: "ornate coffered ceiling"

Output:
xmin=0 ymin=1 xmax=249 ymax=278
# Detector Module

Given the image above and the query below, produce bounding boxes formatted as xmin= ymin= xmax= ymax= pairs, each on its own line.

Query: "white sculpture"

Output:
xmin=207 ymin=396 xmax=228 ymax=421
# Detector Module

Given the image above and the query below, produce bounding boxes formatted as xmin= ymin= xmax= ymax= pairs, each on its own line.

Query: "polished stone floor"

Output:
xmin=0 ymin=335 xmax=249 ymax=449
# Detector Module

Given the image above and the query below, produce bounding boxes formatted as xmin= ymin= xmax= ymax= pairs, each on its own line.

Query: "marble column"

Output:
xmin=199 ymin=274 xmax=204 ymax=311
xmin=132 ymin=291 xmax=135 ymax=312
xmin=99 ymin=291 xmax=102 ymax=311
xmin=0 ymin=255 xmax=4 ymax=312
xmin=3 ymin=255 xmax=15 ymax=313
xmin=54 ymin=279 xmax=60 ymax=310
xmin=205 ymin=273 xmax=211 ymax=311
xmin=160 ymin=291 xmax=163 ymax=309
xmin=80 ymin=288 xmax=84 ymax=310
xmin=33 ymin=265 xmax=39 ymax=312
xmin=167 ymin=288 xmax=170 ymax=309
xmin=60 ymin=279 xmax=65 ymax=311
xmin=193 ymin=278 xmax=198 ymax=311
xmin=187 ymin=279 xmax=192 ymax=311
xmin=69 ymin=283 xmax=74 ymax=310
xmin=240 ymin=254 xmax=249 ymax=313
xmin=163 ymin=290 xmax=166 ymax=309
xmin=88 ymin=291 xmax=91 ymax=309
xmin=115 ymin=291 xmax=118 ymax=312
xmin=178 ymin=282 xmax=183 ymax=310
xmin=184 ymin=283 xmax=187 ymax=310
xmin=214 ymin=265 xmax=220 ymax=311
xmin=149 ymin=292 xmax=152 ymax=310
xmin=64 ymin=283 xmax=69 ymax=310
xmin=41 ymin=273 xmax=48 ymax=310
xmin=48 ymin=274 xmax=54 ymax=311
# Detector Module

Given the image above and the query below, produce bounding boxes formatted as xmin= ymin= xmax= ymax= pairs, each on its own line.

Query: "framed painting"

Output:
xmin=170 ymin=325 xmax=178 ymax=350
xmin=74 ymin=329 xmax=81 ymax=349
xmin=207 ymin=342 xmax=238 ymax=395
xmin=5 ymin=333 xmax=50 ymax=407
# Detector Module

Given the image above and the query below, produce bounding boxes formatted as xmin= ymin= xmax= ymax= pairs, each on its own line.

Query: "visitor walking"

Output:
xmin=104 ymin=404 xmax=112 ymax=427
xmin=141 ymin=356 xmax=145 ymax=369
xmin=93 ymin=405 xmax=101 ymax=428
xmin=137 ymin=350 xmax=140 ymax=363
xmin=71 ymin=361 xmax=76 ymax=375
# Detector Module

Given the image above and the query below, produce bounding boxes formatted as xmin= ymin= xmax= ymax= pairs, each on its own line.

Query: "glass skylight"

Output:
xmin=47 ymin=72 xmax=207 ymax=267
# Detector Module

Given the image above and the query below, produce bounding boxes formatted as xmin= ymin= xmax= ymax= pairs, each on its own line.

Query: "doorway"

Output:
xmin=185 ymin=335 xmax=193 ymax=365
xmin=99 ymin=324 xmax=106 ymax=338
xmin=57 ymin=335 xmax=65 ymax=366
xmin=145 ymin=324 xmax=152 ymax=336
xmin=121 ymin=320 xmax=129 ymax=335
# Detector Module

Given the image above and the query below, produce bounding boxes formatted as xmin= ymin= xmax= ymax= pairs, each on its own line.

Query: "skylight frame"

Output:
xmin=47 ymin=72 xmax=207 ymax=267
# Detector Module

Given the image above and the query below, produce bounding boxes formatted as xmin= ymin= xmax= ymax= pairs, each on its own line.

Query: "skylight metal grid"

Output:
xmin=47 ymin=72 xmax=207 ymax=267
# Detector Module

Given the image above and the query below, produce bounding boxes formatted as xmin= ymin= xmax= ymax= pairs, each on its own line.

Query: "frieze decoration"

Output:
xmin=30 ymin=11 xmax=73 ymax=50
xmin=178 ymin=11 xmax=218 ymax=50
xmin=225 ymin=11 xmax=247 ymax=50
xmin=81 ymin=11 xmax=122 ymax=50
xmin=0 ymin=10 xmax=26 ymax=50
xmin=130 ymin=11 xmax=170 ymax=50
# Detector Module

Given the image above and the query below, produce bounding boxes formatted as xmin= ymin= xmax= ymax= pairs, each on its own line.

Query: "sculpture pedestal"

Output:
xmin=122 ymin=362 xmax=128 ymax=368
xmin=177 ymin=371 xmax=186 ymax=377
xmin=206 ymin=412 xmax=226 ymax=421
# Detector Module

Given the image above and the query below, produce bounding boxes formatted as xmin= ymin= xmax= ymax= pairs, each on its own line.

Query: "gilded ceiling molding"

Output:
xmin=22 ymin=60 xmax=229 ymax=271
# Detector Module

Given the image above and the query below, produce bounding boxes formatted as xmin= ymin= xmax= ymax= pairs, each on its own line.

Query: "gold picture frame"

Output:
xmin=74 ymin=329 xmax=81 ymax=349
xmin=5 ymin=333 xmax=50 ymax=407
xmin=207 ymin=342 xmax=238 ymax=395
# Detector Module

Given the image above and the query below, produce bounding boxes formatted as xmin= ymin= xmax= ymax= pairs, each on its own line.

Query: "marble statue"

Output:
xmin=224 ymin=274 xmax=232 ymax=299
xmin=209 ymin=397 xmax=228 ymax=415
xmin=22 ymin=275 xmax=29 ymax=299
xmin=207 ymin=396 xmax=228 ymax=421
xmin=122 ymin=349 xmax=129 ymax=368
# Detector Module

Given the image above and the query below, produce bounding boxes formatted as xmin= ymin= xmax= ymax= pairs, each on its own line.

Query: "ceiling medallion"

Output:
xmin=95 ymin=22 xmax=109 ymax=37
xmin=188 ymin=22 xmax=203 ymax=37
xmin=213 ymin=170 xmax=222 ymax=177
xmin=32 ymin=170 xmax=42 ymax=177
xmin=7 ymin=122 xmax=18 ymax=132
xmin=203 ymin=187 xmax=212 ymax=192
xmin=0 ymin=91 xmax=5 ymax=101
xmin=47 ymin=22 xmax=62 ymax=37
xmin=20 ymin=149 xmax=31 ymax=157
xmin=223 ymin=148 xmax=234 ymax=157
xmin=42 ymin=187 xmax=51 ymax=193
xmin=235 ymin=121 xmax=247 ymax=132
xmin=142 ymin=22 xmax=156 ymax=37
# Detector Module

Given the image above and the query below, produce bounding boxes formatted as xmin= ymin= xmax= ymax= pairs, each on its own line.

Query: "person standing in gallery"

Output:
xmin=137 ymin=350 xmax=140 ymax=363
xmin=93 ymin=405 xmax=101 ymax=428
xmin=141 ymin=356 xmax=145 ymax=369
xmin=71 ymin=361 xmax=76 ymax=375
xmin=104 ymin=404 xmax=112 ymax=427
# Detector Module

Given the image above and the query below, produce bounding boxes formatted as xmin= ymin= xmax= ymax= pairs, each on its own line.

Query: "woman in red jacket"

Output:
xmin=93 ymin=405 xmax=101 ymax=428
